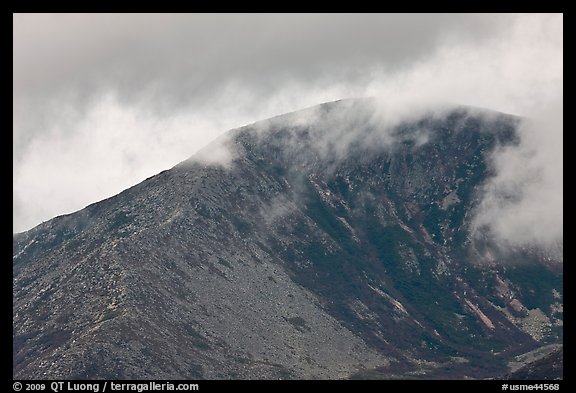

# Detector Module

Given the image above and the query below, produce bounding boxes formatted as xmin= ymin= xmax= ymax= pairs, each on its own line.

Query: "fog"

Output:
xmin=14 ymin=13 xmax=562 ymax=252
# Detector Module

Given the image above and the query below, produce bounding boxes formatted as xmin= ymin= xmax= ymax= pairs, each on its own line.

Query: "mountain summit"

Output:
xmin=13 ymin=98 xmax=562 ymax=379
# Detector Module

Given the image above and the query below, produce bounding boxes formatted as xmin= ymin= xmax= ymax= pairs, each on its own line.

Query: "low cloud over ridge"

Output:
xmin=13 ymin=13 xmax=562 ymax=253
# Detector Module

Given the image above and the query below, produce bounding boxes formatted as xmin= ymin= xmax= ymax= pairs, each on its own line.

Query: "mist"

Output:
xmin=13 ymin=13 xmax=562 ymax=253
xmin=472 ymin=102 xmax=563 ymax=251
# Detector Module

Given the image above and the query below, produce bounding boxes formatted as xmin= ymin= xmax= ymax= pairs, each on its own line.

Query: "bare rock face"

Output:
xmin=13 ymin=98 xmax=562 ymax=380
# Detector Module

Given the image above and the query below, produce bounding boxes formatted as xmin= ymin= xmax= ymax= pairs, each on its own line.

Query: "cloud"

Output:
xmin=13 ymin=13 xmax=562 ymax=248
xmin=471 ymin=101 xmax=563 ymax=251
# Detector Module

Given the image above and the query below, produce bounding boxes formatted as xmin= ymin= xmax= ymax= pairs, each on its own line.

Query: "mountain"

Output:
xmin=504 ymin=345 xmax=563 ymax=380
xmin=13 ymin=98 xmax=562 ymax=380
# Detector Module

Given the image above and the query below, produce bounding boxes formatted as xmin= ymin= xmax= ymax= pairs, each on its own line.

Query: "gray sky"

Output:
xmin=13 ymin=13 xmax=563 ymax=248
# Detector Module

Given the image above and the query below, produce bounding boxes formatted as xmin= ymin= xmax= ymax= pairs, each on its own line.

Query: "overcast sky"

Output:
xmin=13 ymin=13 xmax=563 ymax=245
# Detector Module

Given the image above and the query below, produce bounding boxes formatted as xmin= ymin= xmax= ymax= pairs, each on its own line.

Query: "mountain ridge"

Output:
xmin=13 ymin=98 xmax=562 ymax=379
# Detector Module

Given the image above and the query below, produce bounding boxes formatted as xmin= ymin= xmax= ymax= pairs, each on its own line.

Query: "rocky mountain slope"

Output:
xmin=505 ymin=345 xmax=563 ymax=380
xmin=13 ymin=98 xmax=562 ymax=379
